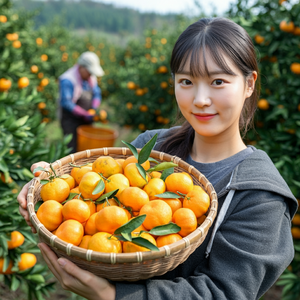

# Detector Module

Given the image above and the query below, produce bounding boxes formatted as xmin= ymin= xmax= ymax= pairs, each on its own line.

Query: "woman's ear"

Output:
xmin=246 ymin=71 xmax=257 ymax=98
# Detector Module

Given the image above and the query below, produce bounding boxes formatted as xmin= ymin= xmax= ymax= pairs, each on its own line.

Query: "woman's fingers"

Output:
xmin=17 ymin=182 xmax=30 ymax=209
xmin=30 ymin=161 xmax=50 ymax=173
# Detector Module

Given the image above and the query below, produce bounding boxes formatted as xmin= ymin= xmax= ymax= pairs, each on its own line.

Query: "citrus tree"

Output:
xmin=227 ymin=0 xmax=300 ymax=299
xmin=0 ymin=0 xmax=70 ymax=298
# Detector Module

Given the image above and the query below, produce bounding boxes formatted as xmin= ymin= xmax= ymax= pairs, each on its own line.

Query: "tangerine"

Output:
xmin=88 ymin=232 xmax=122 ymax=253
xmin=7 ymin=231 xmax=25 ymax=249
xmin=18 ymin=253 xmax=37 ymax=271
xmin=257 ymin=99 xmax=269 ymax=110
xmin=18 ymin=77 xmax=29 ymax=89
xmin=92 ymin=156 xmax=121 ymax=178
xmin=172 ymin=208 xmax=197 ymax=237
xmin=37 ymin=200 xmax=63 ymax=231
xmin=95 ymin=206 xmax=129 ymax=234
xmin=143 ymin=178 xmax=166 ymax=200
xmin=124 ymin=162 xmax=148 ymax=188
xmin=40 ymin=178 xmax=70 ymax=203
xmin=0 ymin=258 xmax=13 ymax=274
xmin=62 ymin=199 xmax=90 ymax=223
xmin=78 ymin=235 xmax=92 ymax=249
xmin=118 ymin=187 xmax=149 ymax=212
xmin=183 ymin=189 xmax=210 ymax=218
xmin=0 ymin=78 xmax=12 ymax=92
xmin=156 ymin=233 xmax=182 ymax=247
xmin=123 ymin=156 xmax=150 ymax=170
xmin=79 ymin=171 xmax=105 ymax=200
xmin=97 ymin=198 xmax=119 ymax=212
xmin=105 ymin=173 xmax=130 ymax=197
xmin=160 ymin=198 xmax=182 ymax=215
xmin=74 ymin=166 xmax=93 ymax=184
xmin=291 ymin=63 xmax=300 ymax=75
xmin=139 ymin=200 xmax=172 ymax=230
xmin=165 ymin=172 xmax=194 ymax=196
xmin=55 ymin=219 xmax=84 ymax=246
xmin=60 ymin=174 xmax=76 ymax=189
xmin=84 ymin=212 xmax=99 ymax=235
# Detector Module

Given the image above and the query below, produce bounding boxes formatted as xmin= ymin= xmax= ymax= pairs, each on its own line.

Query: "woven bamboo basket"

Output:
xmin=27 ymin=147 xmax=218 ymax=282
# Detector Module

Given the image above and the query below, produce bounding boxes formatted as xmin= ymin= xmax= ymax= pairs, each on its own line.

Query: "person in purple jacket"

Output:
xmin=18 ymin=17 xmax=297 ymax=300
xmin=59 ymin=51 xmax=105 ymax=152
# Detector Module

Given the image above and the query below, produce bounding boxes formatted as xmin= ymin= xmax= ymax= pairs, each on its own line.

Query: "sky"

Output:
xmin=96 ymin=0 xmax=234 ymax=16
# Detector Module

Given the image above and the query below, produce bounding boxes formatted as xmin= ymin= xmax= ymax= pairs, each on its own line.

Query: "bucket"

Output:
xmin=76 ymin=125 xmax=119 ymax=151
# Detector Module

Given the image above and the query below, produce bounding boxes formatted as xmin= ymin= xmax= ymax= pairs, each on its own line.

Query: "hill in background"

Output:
xmin=12 ymin=0 xmax=178 ymax=37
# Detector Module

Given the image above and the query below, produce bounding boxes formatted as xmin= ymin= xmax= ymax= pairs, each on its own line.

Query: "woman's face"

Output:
xmin=174 ymin=52 xmax=256 ymax=141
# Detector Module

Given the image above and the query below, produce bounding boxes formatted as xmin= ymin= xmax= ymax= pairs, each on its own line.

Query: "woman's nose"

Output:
xmin=193 ymin=87 xmax=212 ymax=107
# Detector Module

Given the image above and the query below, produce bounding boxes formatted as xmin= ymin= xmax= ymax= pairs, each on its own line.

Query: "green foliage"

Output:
xmin=227 ymin=0 xmax=300 ymax=299
xmin=0 ymin=0 xmax=69 ymax=297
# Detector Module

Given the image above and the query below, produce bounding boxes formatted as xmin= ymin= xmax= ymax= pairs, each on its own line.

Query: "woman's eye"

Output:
xmin=212 ymin=79 xmax=224 ymax=85
xmin=180 ymin=79 xmax=192 ymax=85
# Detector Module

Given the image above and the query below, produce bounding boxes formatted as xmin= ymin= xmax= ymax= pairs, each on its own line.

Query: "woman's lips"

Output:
xmin=193 ymin=113 xmax=217 ymax=121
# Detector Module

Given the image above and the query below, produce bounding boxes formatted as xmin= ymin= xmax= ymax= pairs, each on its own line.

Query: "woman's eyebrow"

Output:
xmin=176 ymin=69 xmax=237 ymax=76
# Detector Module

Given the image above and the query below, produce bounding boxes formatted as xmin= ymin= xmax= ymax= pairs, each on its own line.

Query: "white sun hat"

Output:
xmin=77 ymin=51 xmax=105 ymax=77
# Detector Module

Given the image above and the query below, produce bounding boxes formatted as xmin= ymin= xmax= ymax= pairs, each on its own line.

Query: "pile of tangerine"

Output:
xmin=36 ymin=155 xmax=210 ymax=253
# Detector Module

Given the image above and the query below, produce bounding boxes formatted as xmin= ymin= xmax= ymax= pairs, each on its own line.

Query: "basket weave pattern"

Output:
xmin=27 ymin=147 xmax=218 ymax=281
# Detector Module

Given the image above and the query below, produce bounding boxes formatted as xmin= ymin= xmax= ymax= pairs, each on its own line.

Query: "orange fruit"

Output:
xmin=97 ymin=198 xmax=119 ymax=212
xmin=31 ymin=65 xmax=38 ymax=73
xmin=254 ymin=34 xmax=264 ymax=44
xmin=92 ymin=156 xmax=121 ymax=178
xmin=156 ymin=233 xmax=182 ymax=247
xmin=160 ymin=198 xmax=182 ymax=215
xmin=7 ymin=231 xmax=25 ymax=249
xmin=88 ymin=232 xmax=122 ymax=253
xmin=257 ymin=99 xmax=269 ymax=110
xmin=157 ymin=66 xmax=168 ymax=73
xmin=165 ymin=172 xmax=194 ymax=196
xmin=292 ymin=214 xmax=300 ymax=226
xmin=115 ymin=158 xmax=125 ymax=173
xmin=123 ymin=156 xmax=150 ymax=171
xmin=183 ymin=188 xmax=210 ymax=218
xmin=0 ymin=78 xmax=12 ymax=92
xmin=143 ymin=178 xmax=166 ymax=200
xmin=78 ymin=235 xmax=92 ymax=249
xmin=74 ymin=166 xmax=93 ymax=184
xmin=149 ymin=171 xmax=161 ymax=179
xmin=293 ymin=26 xmax=300 ymax=36
xmin=41 ymin=54 xmax=48 ymax=61
xmin=38 ymin=102 xmax=46 ymax=110
xmin=0 ymin=15 xmax=7 ymax=23
xmin=70 ymin=186 xmax=80 ymax=194
xmin=124 ymin=162 xmax=148 ymax=188
xmin=127 ymin=81 xmax=136 ymax=90
xmin=36 ymin=37 xmax=43 ymax=45
xmin=85 ymin=200 xmax=96 ymax=215
xmin=79 ymin=171 xmax=105 ymax=200
xmin=18 ymin=253 xmax=37 ymax=271
xmin=55 ymin=219 xmax=84 ymax=246
xmin=104 ymin=173 xmax=130 ymax=197
xmin=62 ymin=199 xmax=90 ymax=223
xmin=280 ymin=20 xmax=295 ymax=33
xmin=139 ymin=200 xmax=172 ymax=230
xmin=60 ymin=174 xmax=76 ymax=190
xmin=172 ymin=208 xmax=197 ymax=237
xmin=84 ymin=213 xmax=99 ymax=235
xmin=37 ymin=200 xmax=63 ymax=231
xmin=12 ymin=40 xmax=21 ymax=48
xmin=40 ymin=78 xmax=49 ymax=87
xmin=197 ymin=215 xmax=206 ymax=226
xmin=95 ymin=206 xmax=129 ymax=234
xmin=0 ymin=258 xmax=13 ymax=274
xmin=40 ymin=178 xmax=70 ymax=203
xmin=291 ymin=227 xmax=300 ymax=239
xmin=123 ymin=232 xmax=157 ymax=253
xmin=18 ymin=77 xmax=29 ymax=89
xmin=118 ymin=187 xmax=149 ymax=212
xmin=291 ymin=63 xmax=300 ymax=75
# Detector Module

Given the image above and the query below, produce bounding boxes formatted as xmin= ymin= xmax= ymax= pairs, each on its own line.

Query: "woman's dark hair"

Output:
xmin=159 ymin=17 xmax=260 ymax=159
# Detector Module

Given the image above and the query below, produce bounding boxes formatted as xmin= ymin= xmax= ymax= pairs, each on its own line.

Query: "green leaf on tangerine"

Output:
xmin=92 ymin=179 xmax=105 ymax=195
xmin=138 ymin=133 xmax=158 ymax=165
xmin=97 ymin=189 xmax=119 ymax=201
xmin=155 ymin=192 xmax=180 ymax=199
xmin=40 ymin=179 xmax=49 ymax=185
xmin=66 ymin=193 xmax=79 ymax=200
xmin=131 ymin=237 xmax=159 ymax=251
xmin=136 ymin=163 xmax=148 ymax=183
xmin=148 ymin=157 xmax=159 ymax=164
xmin=121 ymin=140 xmax=138 ymax=160
xmin=148 ymin=162 xmax=178 ymax=173
xmin=148 ymin=223 xmax=181 ymax=236
xmin=121 ymin=232 xmax=132 ymax=242
xmin=161 ymin=167 xmax=174 ymax=181
xmin=114 ymin=214 xmax=147 ymax=235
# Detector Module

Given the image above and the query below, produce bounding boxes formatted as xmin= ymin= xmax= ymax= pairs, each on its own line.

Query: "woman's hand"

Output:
xmin=38 ymin=243 xmax=116 ymax=300
xmin=17 ymin=161 xmax=50 ymax=233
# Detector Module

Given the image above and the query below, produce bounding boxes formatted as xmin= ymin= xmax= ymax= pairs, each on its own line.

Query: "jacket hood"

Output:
xmin=228 ymin=146 xmax=298 ymax=218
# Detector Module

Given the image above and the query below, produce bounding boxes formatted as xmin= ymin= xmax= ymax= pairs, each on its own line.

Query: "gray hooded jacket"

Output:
xmin=115 ymin=128 xmax=298 ymax=300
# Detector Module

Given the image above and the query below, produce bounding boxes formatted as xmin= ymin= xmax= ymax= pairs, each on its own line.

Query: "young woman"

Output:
xmin=17 ymin=17 xmax=297 ymax=300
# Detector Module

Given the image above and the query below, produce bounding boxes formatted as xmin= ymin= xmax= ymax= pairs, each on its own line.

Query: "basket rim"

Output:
xmin=27 ymin=147 xmax=218 ymax=264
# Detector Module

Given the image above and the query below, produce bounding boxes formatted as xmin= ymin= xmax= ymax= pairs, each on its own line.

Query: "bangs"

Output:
xmin=172 ymin=35 xmax=238 ymax=78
